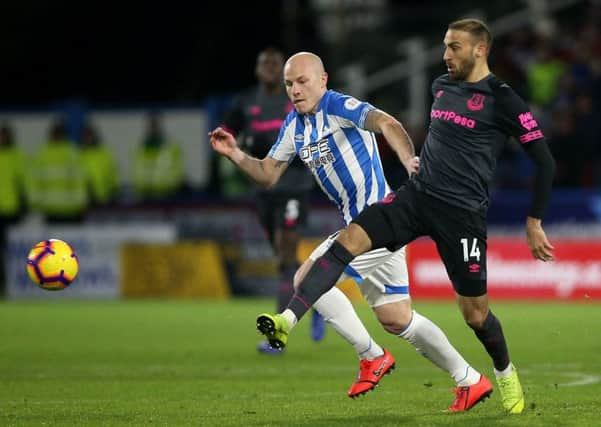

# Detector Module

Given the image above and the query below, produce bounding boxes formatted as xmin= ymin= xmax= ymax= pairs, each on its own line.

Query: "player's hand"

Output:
xmin=209 ymin=127 xmax=238 ymax=158
xmin=406 ymin=156 xmax=420 ymax=176
xmin=526 ymin=217 xmax=555 ymax=262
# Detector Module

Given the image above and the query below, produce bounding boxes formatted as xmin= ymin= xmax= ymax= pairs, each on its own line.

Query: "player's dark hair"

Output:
xmin=448 ymin=18 xmax=493 ymax=52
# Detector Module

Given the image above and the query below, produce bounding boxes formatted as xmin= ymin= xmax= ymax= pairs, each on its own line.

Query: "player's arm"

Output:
xmin=496 ymin=85 xmax=556 ymax=261
xmin=523 ymin=142 xmax=556 ymax=261
xmin=364 ymin=109 xmax=419 ymax=175
xmin=209 ymin=127 xmax=288 ymax=188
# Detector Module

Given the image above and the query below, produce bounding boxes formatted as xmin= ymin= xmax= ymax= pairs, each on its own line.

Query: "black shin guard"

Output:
xmin=287 ymin=241 xmax=354 ymax=320
xmin=471 ymin=311 xmax=510 ymax=371
xmin=276 ymin=264 xmax=297 ymax=312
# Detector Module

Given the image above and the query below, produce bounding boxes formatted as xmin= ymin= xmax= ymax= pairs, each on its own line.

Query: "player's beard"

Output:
xmin=449 ymin=56 xmax=476 ymax=81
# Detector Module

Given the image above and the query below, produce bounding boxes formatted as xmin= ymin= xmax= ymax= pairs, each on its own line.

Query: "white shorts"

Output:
xmin=309 ymin=232 xmax=410 ymax=307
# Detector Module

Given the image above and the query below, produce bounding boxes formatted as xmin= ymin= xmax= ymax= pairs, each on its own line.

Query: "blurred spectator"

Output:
xmin=217 ymin=150 xmax=249 ymax=199
xmin=80 ymin=122 xmax=118 ymax=206
xmin=0 ymin=122 xmax=27 ymax=222
xmin=572 ymin=90 xmax=601 ymax=187
xmin=526 ymin=37 xmax=566 ymax=107
xmin=494 ymin=27 xmax=534 ymax=97
xmin=491 ymin=5 xmax=601 ymax=190
xmin=0 ymin=122 xmax=27 ymax=293
xmin=132 ymin=113 xmax=183 ymax=200
xmin=548 ymin=106 xmax=577 ymax=187
xmin=28 ymin=118 xmax=88 ymax=222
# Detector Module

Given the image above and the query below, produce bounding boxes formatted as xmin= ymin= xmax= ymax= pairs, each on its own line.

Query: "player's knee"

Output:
xmin=377 ymin=305 xmax=413 ymax=335
xmin=457 ymin=293 xmax=489 ymax=330
xmin=336 ymin=224 xmax=371 ymax=256
xmin=381 ymin=317 xmax=410 ymax=335
xmin=293 ymin=259 xmax=313 ymax=290
xmin=464 ymin=310 xmax=489 ymax=330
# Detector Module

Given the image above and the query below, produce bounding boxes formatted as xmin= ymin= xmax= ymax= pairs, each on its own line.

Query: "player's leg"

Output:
xmin=278 ymin=186 xmax=418 ymax=326
xmin=269 ymin=222 xmax=369 ymax=328
xmin=275 ymin=227 xmax=326 ymax=342
xmin=273 ymin=226 xmax=298 ymax=313
xmin=362 ymin=248 xmax=492 ymax=411
xmin=432 ymin=204 xmax=524 ymax=414
xmin=456 ymin=293 xmax=524 ymax=414
xmin=254 ymin=193 xmax=296 ymax=353
xmin=301 ymin=245 xmax=395 ymax=398
xmin=273 ymin=194 xmax=326 ymax=342
xmin=258 ymin=233 xmax=380 ymax=356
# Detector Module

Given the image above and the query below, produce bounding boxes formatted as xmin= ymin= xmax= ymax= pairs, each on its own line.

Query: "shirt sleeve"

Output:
xmin=267 ymin=117 xmax=297 ymax=163
xmin=328 ymin=92 xmax=375 ymax=129
xmin=494 ymin=85 xmax=545 ymax=146
xmin=494 ymin=82 xmax=555 ymax=219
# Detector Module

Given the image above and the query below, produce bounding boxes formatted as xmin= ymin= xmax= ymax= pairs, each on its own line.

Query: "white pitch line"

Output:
xmin=558 ymin=373 xmax=601 ymax=387
xmin=520 ymin=368 xmax=601 ymax=387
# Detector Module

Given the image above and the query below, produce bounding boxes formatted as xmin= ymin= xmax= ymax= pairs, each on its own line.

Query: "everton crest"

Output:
xmin=467 ymin=93 xmax=485 ymax=111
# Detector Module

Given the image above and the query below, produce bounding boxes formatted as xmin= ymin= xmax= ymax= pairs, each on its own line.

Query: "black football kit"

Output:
xmin=353 ymin=74 xmax=556 ymax=296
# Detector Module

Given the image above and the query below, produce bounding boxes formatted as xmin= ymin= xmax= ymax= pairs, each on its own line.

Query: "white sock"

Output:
xmin=314 ymin=287 xmax=384 ymax=360
xmin=494 ymin=363 xmax=514 ymax=378
xmin=280 ymin=309 xmax=298 ymax=329
xmin=399 ymin=311 xmax=481 ymax=386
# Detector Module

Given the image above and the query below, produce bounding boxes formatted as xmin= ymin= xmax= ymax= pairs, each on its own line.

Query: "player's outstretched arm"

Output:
xmin=209 ymin=127 xmax=289 ymax=188
xmin=364 ymin=110 xmax=419 ymax=175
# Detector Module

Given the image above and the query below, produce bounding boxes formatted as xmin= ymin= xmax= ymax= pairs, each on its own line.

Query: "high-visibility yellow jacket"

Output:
xmin=132 ymin=142 xmax=183 ymax=198
xmin=28 ymin=139 xmax=88 ymax=218
xmin=81 ymin=144 xmax=118 ymax=205
xmin=0 ymin=145 xmax=27 ymax=217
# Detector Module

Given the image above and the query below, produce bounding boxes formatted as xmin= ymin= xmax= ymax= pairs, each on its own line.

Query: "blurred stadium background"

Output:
xmin=1 ymin=1 xmax=601 ymax=425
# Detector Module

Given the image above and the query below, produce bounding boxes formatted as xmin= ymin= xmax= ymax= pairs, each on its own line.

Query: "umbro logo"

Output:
xmin=294 ymin=134 xmax=304 ymax=141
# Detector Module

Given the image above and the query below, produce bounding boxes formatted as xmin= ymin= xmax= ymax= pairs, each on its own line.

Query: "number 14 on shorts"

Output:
xmin=460 ymin=238 xmax=481 ymax=262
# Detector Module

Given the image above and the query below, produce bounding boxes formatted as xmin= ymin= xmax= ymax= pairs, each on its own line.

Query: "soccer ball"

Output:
xmin=26 ymin=239 xmax=79 ymax=291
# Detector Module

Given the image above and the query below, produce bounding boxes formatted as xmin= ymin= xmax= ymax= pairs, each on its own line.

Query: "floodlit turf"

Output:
xmin=1 ymin=298 xmax=600 ymax=426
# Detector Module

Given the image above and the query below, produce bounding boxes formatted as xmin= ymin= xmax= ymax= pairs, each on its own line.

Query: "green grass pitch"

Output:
xmin=1 ymin=299 xmax=600 ymax=426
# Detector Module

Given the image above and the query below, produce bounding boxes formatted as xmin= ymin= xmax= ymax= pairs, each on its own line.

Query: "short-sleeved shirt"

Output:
xmin=416 ymin=74 xmax=545 ymax=213
xmin=223 ymin=86 xmax=313 ymax=193
xmin=268 ymin=89 xmax=391 ymax=225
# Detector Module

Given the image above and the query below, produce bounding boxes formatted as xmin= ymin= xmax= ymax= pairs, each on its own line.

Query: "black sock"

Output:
xmin=287 ymin=241 xmax=354 ymax=320
xmin=276 ymin=264 xmax=297 ymax=312
xmin=470 ymin=310 xmax=510 ymax=371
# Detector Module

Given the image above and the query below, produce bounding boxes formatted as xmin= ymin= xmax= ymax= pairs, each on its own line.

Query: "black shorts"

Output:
xmin=352 ymin=181 xmax=488 ymax=297
xmin=256 ymin=191 xmax=309 ymax=245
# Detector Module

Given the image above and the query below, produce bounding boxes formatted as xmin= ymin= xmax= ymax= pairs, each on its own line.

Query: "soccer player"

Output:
xmin=211 ymin=51 xmax=493 ymax=411
xmin=256 ymin=20 xmax=557 ymax=415
xmin=220 ymin=48 xmax=325 ymax=352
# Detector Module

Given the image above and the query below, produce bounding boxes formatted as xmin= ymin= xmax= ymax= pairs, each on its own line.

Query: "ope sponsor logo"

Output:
xmin=431 ymin=109 xmax=476 ymax=129
xmin=300 ymin=140 xmax=334 ymax=169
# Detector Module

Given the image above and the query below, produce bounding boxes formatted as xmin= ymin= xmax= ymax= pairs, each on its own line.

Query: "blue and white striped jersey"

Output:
xmin=268 ymin=90 xmax=391 ymax=225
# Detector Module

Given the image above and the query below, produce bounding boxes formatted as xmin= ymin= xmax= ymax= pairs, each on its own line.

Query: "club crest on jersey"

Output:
xmin=467 ymin=93 xmax=485 ymax=111
xmin=344 ymin=97 xmax=361 ymax=110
